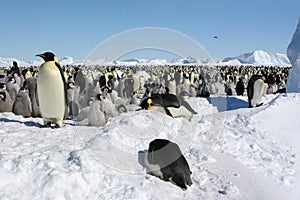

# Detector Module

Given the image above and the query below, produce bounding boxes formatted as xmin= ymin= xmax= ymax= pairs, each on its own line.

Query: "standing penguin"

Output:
xmin=36 ymin=52 xmax=68 ymax=128
xmin=144 ymin=139 xmax=192 ymax=190
xmin=12 ymin=88 xmax=32 ymax=118
xmin=0 ymin=90 xmax=13 ymax=112
xmin=247 ymin=74 xmax=268 ymax=108
xmin=23 ymin=77 xmax=41 ymax=117
xmin=235 ymin=78 xmax=245 ymax=96
xmin=88 ymin=94 xmax=106 ymax=127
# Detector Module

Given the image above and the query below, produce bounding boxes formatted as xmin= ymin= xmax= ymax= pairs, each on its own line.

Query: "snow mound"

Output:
xmin=221 ymin=50 xmax=291 ymax=67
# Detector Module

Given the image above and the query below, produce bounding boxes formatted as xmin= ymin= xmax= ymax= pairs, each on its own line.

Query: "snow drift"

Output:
xmin=287 ymin=17 xmax=300 ymax=93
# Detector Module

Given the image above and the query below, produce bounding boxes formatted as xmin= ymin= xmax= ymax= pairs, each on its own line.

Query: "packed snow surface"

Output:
xmin=0 ymin=94 xmax=299 ymax=200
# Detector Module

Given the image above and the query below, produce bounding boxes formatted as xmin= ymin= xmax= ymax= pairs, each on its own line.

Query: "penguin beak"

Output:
xmin=36 ymin=54 xmax=45 ymax=58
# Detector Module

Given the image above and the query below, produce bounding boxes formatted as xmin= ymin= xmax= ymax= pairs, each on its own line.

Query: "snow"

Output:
xmin=287 ymin=17 xmax=300 ymax=93
xmin=0 ymin=93 xmax=299 ymax=199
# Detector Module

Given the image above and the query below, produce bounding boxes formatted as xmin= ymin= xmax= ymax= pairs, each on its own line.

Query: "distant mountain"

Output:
xmin=113 ymin=58 xmax=168 ymax=66
xmin=219 ymin=50 xmax=291 ymax=66
xmin=58 ymin=56 xmax=74 ymax=66
xmin=0 ymin=57 xmax=42 ymax=68
xmin=171 ymin=56 xmax=198 ymax=64
xmin=0 ymin=50 xmax=291 ymax=68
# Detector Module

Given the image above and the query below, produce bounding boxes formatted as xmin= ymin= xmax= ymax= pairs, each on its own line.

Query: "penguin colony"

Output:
xmin=0 ymin=55 xmax=291 ymax=189
xmin=0 ymin=59 xmax=290 ymax=124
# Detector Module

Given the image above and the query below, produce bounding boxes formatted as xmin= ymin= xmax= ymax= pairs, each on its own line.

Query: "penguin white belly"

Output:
xmin=168 ymin=106 xmax=193 ymax=119
xmin=37 ymin=62 xmax=65 ymax=121
xmin=251 ymin=79 xmax=268 ymax=107
xmin=168 ymin=81 xmax=176 ymax=95
xmin=148 ymin=106 xmax=166 ymax=114
xmin=144 ymin=152 xmax=164 ymax=179
xmin=88 ymin=101 xmax=106 ymax=126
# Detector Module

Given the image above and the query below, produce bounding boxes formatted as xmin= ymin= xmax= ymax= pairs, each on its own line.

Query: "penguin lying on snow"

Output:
xmin=139 ymin=93 xmax=197 ymax=120
xmin=247 ymin=74 xmax=268 ymax=108
xmin=144 ymin=139 xmax=192 ymax=190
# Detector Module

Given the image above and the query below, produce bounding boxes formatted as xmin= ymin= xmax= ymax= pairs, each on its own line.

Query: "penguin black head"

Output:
xmin=117 ymin=104 xmax=127 ymax=113
xmin=139 ymin=98 xmax=152 ymax=110
xmin=36 ymin=52 xmax=57 ymax=62
xmin=0 ymin=83 xmax=5 ymax=89
xmin=0 ymin=91 xmax=6 ymax=101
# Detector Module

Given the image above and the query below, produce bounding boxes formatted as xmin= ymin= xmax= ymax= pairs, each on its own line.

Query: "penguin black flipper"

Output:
xmin=55 ymin=62 xmax=68 ymax=106
xmin=160 ymin=94 xmax=181 ymax=108
xmin=178 ymin=96 xmax=197 ymax=114
xmin=161 ymin=104 xmax=173 ymax=118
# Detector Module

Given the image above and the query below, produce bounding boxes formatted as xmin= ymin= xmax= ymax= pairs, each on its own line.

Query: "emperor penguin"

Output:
xmin=235 ymin=78 xmax=245 ymax=96
xmin=144 ymin=139 xmax=192 ymax=190
xmin=36 ymin=52 xmax=68 ymax=128
xmin=247 ymin=74 xmax=268 ymax=108
xmin=23 ymin=77 xmax=41 ymax=117
xmin=0 ymin=90 xmax=13 ymax=112
xmin=167 ymin=78 xmax=176 ymax=95
xmin=139 ymin=93 xmax=196 ymax=120
xmin=88 ymin=94 xmax=106 ymax=127
xmin=12 ymin=88 xmax=32 ymax=118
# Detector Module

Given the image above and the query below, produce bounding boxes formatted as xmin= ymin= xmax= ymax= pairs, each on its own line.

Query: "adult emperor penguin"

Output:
xmin=247 ymin=74 xmax=268 ymax=108
xmin=144 ymin=139 xmax=192 ymax=190
xmin=36 ymin=52 xmax=68 ymax=128
xmin=139 ymin=93 xmax=197 ymax=120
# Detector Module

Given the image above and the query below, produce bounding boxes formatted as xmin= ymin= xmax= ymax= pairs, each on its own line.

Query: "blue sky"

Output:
xmin=0 ymin=0 xmax=299 ymax=61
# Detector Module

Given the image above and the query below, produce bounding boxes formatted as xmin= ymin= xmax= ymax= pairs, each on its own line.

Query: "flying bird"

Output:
xmin=213 ymin=36 xmax=218 ymax=39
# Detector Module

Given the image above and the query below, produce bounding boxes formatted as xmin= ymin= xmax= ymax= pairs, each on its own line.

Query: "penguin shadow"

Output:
xmin=138 ymin=150 xmax=147 ymax=169
xmin=0 ymin=117 xmax=41 ymax=128
xmin=207 ymin=96 xmax=248 ymax=112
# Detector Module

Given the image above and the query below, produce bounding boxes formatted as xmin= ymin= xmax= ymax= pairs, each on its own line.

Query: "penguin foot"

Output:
xmin=51 ymin=124 xmax=61 ymax=129
xmin=40 ymin=122 xmax=52 ymax=128
xmin=256 ymin=103 xmax=263 ymax=107
xmin=40 ymin=122 xmax=62 ymax=128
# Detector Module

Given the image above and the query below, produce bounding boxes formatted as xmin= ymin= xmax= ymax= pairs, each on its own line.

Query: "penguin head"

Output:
xmin=0 ymin=91 xmax=6 ymax=101
xmin=117 ymin=104 xmax=127 ymax=113
xmin=139 ymin=98 xmax=153 ymax=110
xmin=36 ymin=52 xmax=57 ymax=62
xmin=146 ymin=98 xmax=153 ymax=110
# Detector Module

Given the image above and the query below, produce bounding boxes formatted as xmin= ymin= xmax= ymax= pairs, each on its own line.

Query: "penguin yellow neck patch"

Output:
xmin=147 ymin=99 xmax=152 ymax=110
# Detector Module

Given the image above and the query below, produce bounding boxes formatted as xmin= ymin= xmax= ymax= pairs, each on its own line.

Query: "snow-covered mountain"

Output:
xmin=171 ymin=56 xmax=198 ymax=64
xmin=0 ymin=50 xmax=291 ymax=68
xmin=220 ymin=50 xmax=291 ymax=66
xmin=113 ymin=58 xmax=168 ymax=66
xmin=0 ymin=57 xmax=43 ymax=68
